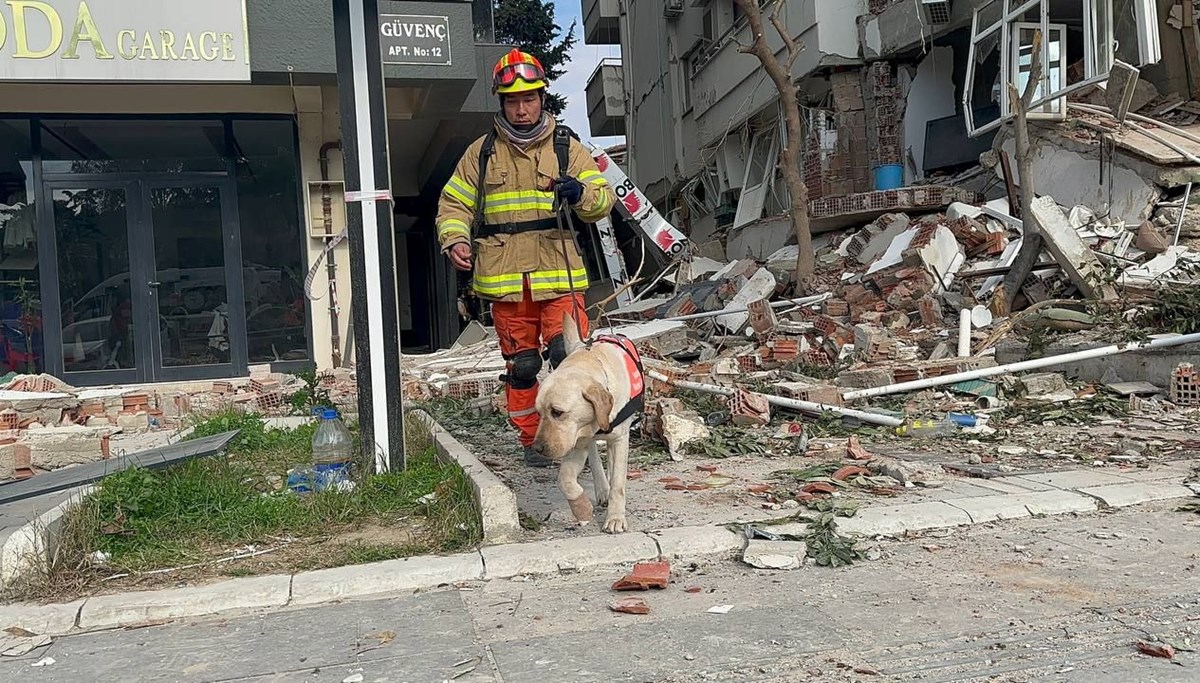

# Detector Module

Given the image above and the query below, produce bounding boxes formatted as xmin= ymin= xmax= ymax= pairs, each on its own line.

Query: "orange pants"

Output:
xmin=492 ymin=283 xmax=588 ymax=447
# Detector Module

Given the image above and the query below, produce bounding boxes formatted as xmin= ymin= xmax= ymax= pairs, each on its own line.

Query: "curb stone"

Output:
xmin=77 ymin=574 xmax=292 ymax=630
xmin=1011 ymin=490 xmax=1099 ymax=516
xmin=838 ymin=501 xmax=973 ymax=537
xmin=649 ymin=525 xmax=745 ymax=559
xmin=290 ymin=552 xmax=484 ymax=606
xmin=411 ymin=409 xmax=523 ymax=545
xmin=946 ymin=495 xmax=1034 ymax=524
xmin=481 ymin=532 xmax=660 ymax=578
xmin=0 ymin=599 xmax=84 ymax=635
xmin=0 ymin=485 xmax=92 ymax=591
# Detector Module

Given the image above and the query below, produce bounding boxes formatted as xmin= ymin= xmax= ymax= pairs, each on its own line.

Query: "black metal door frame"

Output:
xmin=39 ymin=174 xmax=247 ymax=385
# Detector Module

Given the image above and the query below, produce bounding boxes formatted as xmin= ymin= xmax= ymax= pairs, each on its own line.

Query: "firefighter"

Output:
xmin=435 ymin=49 xmax=616 ymax=467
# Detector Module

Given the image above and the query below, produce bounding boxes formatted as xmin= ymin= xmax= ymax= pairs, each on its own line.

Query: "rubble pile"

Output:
xmin=0 ymin=366 xmax=358 ymax=483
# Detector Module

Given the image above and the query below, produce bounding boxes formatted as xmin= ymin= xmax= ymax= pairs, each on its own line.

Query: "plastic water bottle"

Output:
xmin=894 ymin=417 xmax=959 ymax=438
xmin=311 ymin=407 xmax=354 ymax=491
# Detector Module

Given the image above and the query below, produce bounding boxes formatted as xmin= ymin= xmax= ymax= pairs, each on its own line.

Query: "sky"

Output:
xmin=550 ymin=0 xmax=625 ymax=149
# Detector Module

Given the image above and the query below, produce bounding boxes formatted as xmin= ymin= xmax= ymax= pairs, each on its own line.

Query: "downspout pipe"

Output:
xmin=319 ymin=141 xmax=343 ymax=367
xmin=842 ymin=332 xmax=1200 ymax=401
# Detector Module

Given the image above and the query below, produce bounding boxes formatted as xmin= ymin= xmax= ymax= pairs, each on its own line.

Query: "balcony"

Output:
xmin=582 ymin=0 xmax=620 ymax=45
xmin=585 ymin=58 xmax=626 ymax=137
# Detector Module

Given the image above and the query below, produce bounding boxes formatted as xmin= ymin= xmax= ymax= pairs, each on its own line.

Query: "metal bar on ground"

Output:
xmin=645 ymin=370 xmax=903 ymax=428
xmin=843 ymin=332 xmax=1200 ymax=401
xmin=332 ymin=0 xmax=405 ymax=472
xmin=0 ymin=431 xmax=240 ymax=506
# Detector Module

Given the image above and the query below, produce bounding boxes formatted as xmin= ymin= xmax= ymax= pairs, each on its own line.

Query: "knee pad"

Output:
xmin=545 ymin=334 xmax=567 ymax=369
xmin=508 ymin=349 xmax=542 ymax=390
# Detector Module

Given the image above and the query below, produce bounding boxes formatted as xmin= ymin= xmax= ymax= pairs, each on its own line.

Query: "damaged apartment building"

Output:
xmin=582 ymin=0 xmax=1200 ymax=260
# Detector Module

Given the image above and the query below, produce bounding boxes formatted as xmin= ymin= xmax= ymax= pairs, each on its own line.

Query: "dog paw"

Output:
xmin=603 ymin=515 xmax=628 ymax=534
xmin=568 ymin=495 xmax=594 ymax=523
xmin=595 ymin=488 xmax=610 ymax=507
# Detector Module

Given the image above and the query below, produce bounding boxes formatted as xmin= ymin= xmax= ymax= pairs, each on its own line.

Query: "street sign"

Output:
xmin=379 ymin=14 xmax=451 ymax=66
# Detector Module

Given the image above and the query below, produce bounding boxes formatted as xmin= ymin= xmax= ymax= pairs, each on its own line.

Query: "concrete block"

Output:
xmin=481 ymin=533 xmax=659 ymax=579
xmin=78 ymin=574 xmax=292 ymax=630
xmin=1012 ymin=470 xmax=1135 ymax=491
xmin=22 ymin=426 xmax=111 ymax=470
xmin=1013 ymin=490 xmax=1099 ymax=516
xmin=836 ymin=501 xmax=972 ymax=536
xmin=715 ymin=268 xmax=778 ymax=333
xmin=1030 ymin=196 xmax=1119 ymax=300
xmin=0 ymin=600 xmax=83 ymax=636
xmin=1077 ymin=482 xmax=1196 ymax=508
xmin=290 ymin=552 xmax=484 ymax=606
xmin=650 ymin=525 xmax=743 ymax=560
xmin=946 ymin=495 xmax=1033 ymax=524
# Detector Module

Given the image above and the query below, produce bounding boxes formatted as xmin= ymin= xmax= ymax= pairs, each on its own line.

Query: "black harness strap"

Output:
xmin=472 ymin=130 xmax=498 ymax=231
xmin=474 ymin=217 xmax=559 ymax=238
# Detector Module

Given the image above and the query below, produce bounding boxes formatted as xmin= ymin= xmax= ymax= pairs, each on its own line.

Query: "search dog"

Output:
xmin=529 ymin=313 xmax=645 ymax=534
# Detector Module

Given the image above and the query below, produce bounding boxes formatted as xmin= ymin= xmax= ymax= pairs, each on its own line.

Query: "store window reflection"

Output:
xmin=54 ymin=188 xmax=134 ymax=373
xmin=232 ymin=120 xmax=310 ymax=363
xmin=0 ymin=120 xmax=42 ymax=374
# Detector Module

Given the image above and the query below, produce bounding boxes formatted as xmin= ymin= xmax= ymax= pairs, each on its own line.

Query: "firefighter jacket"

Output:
xmin=435 ymin=121 xmax=616 ymax=303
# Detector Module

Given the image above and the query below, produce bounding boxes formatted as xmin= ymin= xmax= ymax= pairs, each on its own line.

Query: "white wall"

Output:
xmin=902 ymin=46 xmax=957 ymax=183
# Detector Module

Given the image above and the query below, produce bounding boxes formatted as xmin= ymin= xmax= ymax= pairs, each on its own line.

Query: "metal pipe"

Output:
xmin=319 ymin=141 xmax=343 ymax=368
xmin=1173 ymin=182 xmax=1193 ymax=247
xmin=957 ymin=309 xmax=972 ymax=357
xmin=843 ymin=332 xmax=1200 ymax=401
xmin=646 ymin=370 xmax=904 ymax=428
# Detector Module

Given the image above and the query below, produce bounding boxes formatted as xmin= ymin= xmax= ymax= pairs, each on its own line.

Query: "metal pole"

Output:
xmin=332 ymin=0 xmax=405 ymax=472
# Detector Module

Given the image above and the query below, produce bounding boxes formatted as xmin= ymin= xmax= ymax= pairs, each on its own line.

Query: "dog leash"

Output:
xmin=554 ymin=179 xmax=592 ymax=350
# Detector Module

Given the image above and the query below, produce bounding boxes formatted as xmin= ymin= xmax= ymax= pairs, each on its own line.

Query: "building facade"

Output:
xmin=584 ymin=0 xmax=1196 ymax=259
xmin=0 ymin=0 xmax=510 ymax=387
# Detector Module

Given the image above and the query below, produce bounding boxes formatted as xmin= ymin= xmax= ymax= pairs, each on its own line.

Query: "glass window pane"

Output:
xmin=40 ymin=119 xmax=226 ymax=174
xmin=232 ymin=119 xmax=310 ymax=363
xmin=151 ymin=186 xmax=229 ymax=368
xmin=0 ymin=120 xmax=42 ymax=374
xmin=54 ymin=188 xmax=135 ymax=373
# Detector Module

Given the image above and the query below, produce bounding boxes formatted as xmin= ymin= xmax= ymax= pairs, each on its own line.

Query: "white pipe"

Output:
xmin=646 ymin=370 xmax=904 ymax=428
xmin=1173 ymin=182 xmax=1193 ymax=247
xmin=957 ymin=309 xmax=972 ymax=357
xmin=843 ymin=332 xmax=1200 ymax=401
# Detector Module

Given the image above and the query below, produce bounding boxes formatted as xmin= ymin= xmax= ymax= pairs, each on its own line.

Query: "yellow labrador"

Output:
xmin=530 ymin=314 xmax=645 ymax=534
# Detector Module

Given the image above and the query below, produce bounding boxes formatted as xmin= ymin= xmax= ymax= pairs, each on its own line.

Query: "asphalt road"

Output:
xmin=3 ymin=498 xmax=1198 ymax=683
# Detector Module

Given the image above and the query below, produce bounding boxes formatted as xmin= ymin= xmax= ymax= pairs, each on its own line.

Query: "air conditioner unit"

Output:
xmin=921 ymin=0 xmax=951 ymax=24
xmin=665 ymin=0 xmax=684 ymax=19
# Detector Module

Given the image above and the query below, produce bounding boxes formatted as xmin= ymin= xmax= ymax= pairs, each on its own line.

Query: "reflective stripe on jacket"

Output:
xmin=434 ymin=121 xmax=615 ymax=302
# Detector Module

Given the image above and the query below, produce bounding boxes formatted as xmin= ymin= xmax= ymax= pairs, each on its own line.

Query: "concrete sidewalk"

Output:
xmin=2 ymin=498 xmax=1197 ymax=682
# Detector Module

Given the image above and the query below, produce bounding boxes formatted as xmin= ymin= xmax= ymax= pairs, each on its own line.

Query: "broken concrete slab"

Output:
xmin=1029 ymin=197 xmax=1119 ymax=300
xmin=715 ymin=268 xmax=778 ymax=334
xmin=995 ymin=129 xmax=1162 ymax=227
xmin=742 ymin=539 xmax=807 ymax=570
xmin=1077 ymin=482 xmax=1195 ymax=508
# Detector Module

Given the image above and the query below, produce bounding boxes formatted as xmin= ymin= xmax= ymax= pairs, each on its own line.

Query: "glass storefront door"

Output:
xmin=45 ymin=178 xmax=246 ymax=384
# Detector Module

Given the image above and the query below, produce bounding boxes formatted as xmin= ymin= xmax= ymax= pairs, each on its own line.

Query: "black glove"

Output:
xmin=555 ymin=176 xmax=584 ymax=206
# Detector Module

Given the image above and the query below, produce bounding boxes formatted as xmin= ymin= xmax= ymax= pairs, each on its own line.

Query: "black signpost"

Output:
xmin=331 ymin=0 xmax=405 ymax=472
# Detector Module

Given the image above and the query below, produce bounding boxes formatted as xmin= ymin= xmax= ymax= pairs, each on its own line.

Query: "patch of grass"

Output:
xmin=8 ymin=411 xmax=479 ymax=602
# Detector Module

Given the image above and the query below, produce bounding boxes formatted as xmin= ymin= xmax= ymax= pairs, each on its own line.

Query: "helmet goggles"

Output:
xmin=494 ymin=61 xmax=545 ymax=89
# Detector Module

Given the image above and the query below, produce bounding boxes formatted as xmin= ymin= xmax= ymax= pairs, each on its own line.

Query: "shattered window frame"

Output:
xmin=1011 ymin=21 xmax=1068 ymax=120
xmin=732 ymin=125 xmax=779 ymax=230
xmin=964 ymin=0 xmax=1162 ymax=138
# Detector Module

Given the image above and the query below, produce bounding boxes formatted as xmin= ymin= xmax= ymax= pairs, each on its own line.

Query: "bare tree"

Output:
xmin=995 ymin=30 xmax=1045 ymax=316
xmin=733 ymin=0 xmax=814 ymax=292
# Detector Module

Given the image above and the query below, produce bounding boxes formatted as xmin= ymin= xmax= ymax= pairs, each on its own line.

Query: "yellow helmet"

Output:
xmin=492 ymin=48 xmax=547 ymax=95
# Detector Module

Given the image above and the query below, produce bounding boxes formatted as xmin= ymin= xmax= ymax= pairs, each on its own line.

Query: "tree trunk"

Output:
xmin=997 ymin=30 xmax=1045 ymax=316
xmin=732 ymin=0 xmax=814 ymax=292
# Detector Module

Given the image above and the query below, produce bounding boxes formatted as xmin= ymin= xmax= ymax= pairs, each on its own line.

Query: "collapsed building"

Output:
xmin=583 ymin=0 xmax=1200 ymax=263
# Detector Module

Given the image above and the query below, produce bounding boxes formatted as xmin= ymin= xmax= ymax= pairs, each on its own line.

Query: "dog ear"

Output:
xmin=583 ymin=382 xmax=614 ymax=432
xmin=561 ymin=312 xmax=585 ymax=355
